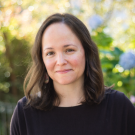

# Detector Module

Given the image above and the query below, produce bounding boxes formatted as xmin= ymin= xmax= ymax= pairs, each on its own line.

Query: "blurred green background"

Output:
xmin=0 ymin=0 xmax=135 ymax=104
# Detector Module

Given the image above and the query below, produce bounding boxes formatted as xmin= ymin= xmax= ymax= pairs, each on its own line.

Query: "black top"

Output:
xmin=10 ymin=90 xmax=135 ymax=135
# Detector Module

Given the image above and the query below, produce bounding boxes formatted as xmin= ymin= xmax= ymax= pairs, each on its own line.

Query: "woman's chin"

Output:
xmin=54 ymin=79 xmax=74 ymax=85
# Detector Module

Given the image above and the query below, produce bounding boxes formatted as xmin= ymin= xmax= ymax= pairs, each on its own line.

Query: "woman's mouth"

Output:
xmin=56 ymin=69 xmax=72 ymax=74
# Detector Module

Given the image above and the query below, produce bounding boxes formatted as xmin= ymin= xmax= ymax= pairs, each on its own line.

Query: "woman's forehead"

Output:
xmin=43 ymin=23 xmax=73 ymax=38
xmin=42 ymin=23 xmax=82 ymax=48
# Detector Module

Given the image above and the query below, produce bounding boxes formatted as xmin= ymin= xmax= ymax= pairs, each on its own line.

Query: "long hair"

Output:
xmin=24 ymin=13 xmax=113 ymax=111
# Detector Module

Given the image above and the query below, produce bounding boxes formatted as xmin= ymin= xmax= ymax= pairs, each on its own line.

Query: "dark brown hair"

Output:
xmin=24 ymin=13 xmax=113 ymax=111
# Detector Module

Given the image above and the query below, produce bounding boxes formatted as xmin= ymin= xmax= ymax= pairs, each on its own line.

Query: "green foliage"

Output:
xmin=91 ymin=31 xmax=113 ymax=50
xmin=92 ymin=30 xmax=135 ymax=97
xmin=0 ymin=27 xmax=31 ymax=102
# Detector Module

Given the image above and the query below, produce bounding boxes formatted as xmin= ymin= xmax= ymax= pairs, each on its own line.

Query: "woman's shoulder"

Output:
xmin=10 ymin=97 xmax=31 ymax=135
xmin=105 ymin=89 xmax=127 ymax=99
xmin=13 ymin=96 xmax=30 ymax=113
xmin=17 ymin=96 xmax=27 ymax=107
xmin=105 ymin=89 xmax=126 ymax=100
xmin=104 ymin=89 xmax=135 ymax=111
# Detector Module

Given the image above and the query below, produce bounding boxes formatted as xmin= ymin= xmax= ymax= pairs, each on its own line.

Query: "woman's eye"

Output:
xmin=47 ymin=52 xmax=54 ymax=56
xmin=66 ymin=49 xmax=74 ymax=52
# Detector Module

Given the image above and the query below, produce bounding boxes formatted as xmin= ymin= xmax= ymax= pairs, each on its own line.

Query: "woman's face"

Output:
xmin=42 ymin=23 xmax=85 ymax=85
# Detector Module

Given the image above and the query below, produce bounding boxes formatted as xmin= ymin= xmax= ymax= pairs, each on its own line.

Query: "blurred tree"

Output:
xmin=0 ymin=1 xmax=31 ymax=102
xmin=92 ymin=30 xmax=135 ymax=97
xmin=0 ymin=27 xmax=31 ymax=102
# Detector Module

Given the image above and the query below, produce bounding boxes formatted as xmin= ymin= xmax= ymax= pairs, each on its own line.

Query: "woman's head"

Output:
xmin=24 ymin=13 xmax=111 ymax=110
xmin=42 ymin=22 xmax=85 ymax=86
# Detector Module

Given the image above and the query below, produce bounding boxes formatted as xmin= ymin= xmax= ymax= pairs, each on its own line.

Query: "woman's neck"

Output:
xmin=53 ymin=79 xmax=85 ymax=107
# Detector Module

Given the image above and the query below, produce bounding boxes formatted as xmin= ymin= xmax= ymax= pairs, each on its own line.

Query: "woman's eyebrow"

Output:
xmin=64 ymin=44 xmax=77 ymax=47
xmin=43 ymin=47 xmax=53 ymax=51
xmin=43 ymin=44 xmax=77 ymax=51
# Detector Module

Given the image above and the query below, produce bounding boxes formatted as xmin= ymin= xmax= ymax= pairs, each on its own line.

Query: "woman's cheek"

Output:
xmin=44 ymin=59 xmax=54 ymax=71
xmin=70 ymin=56 xmax=80 ymax=66
xmin=71 ymin=53 xmax=84 ymax=65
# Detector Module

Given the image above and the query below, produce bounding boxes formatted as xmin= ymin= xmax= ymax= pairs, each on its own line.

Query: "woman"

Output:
xmin=10 ymin=13 xmax=135 ymax=135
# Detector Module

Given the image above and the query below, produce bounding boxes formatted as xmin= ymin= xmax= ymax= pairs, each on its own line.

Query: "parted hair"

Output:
xmin=24 ymin=13 xmax=113 ymax=111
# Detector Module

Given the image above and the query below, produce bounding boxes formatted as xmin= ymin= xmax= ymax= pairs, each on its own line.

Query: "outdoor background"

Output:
xmin=0 ymin=0 xmax=135 ymax=134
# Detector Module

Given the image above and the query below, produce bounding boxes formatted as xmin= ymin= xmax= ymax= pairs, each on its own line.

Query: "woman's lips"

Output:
xmin=56 ymin=69 xmax=72 ymax=74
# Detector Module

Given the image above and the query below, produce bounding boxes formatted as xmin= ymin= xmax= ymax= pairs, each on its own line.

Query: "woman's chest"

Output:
xmin=24 ymin=108 xmax=125 ymax=135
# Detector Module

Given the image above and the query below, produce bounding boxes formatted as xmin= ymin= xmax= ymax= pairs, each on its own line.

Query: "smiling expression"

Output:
xmin=42 ymin=23 xmax=85 ymax=85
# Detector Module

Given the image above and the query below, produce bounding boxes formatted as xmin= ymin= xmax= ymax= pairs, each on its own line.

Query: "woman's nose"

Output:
xmin=56 ymin=53 xmax=67 ymax=66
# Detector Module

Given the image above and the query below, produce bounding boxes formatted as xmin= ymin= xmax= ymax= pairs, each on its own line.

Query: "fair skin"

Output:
xmin=42 ymin=23 xmax=85 ymax=107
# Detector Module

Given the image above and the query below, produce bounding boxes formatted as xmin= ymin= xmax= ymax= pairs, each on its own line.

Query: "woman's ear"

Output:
xmin=45 ymin=73 xmax=49 ymax=83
